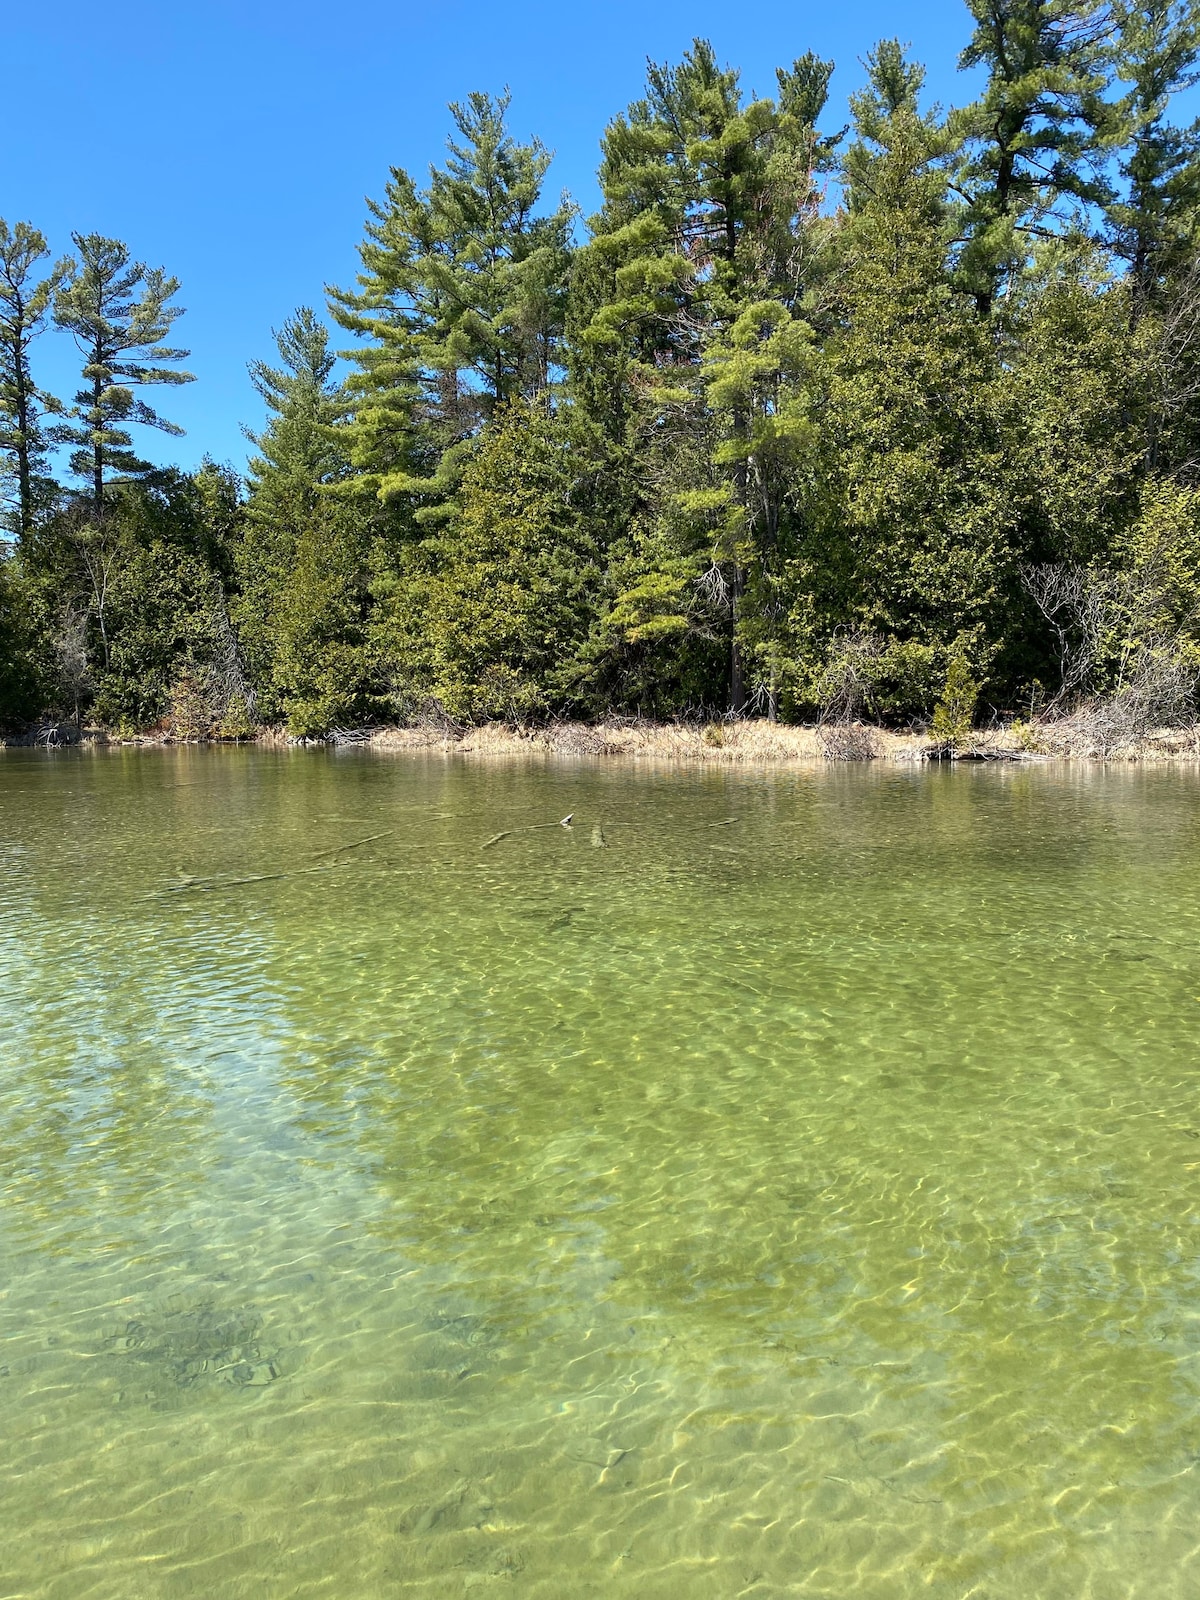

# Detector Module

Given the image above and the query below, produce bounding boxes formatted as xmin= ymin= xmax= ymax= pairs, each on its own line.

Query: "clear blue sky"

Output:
xmin=7 ymin=0 xmax=985 ymax=477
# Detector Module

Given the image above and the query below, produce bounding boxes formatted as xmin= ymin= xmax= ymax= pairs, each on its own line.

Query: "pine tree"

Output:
xmin=236 ymin=308 xmax=351 ymax=711
xmin=0 ymin=220 xmax=73 ymax=541
xmin=953 ymin=0 xmax=1114 ymax=313
xmin=575 ymin=41 xmax=834 ymax=422
xmin=844 ymin=39 xmax=957 ymax=218
xmin=573 ymin=40 xmax=838 ymax=710
xmin=52 ymin=234 xmax=194 ymax=507
xmin=330 ymin=91 xmax=573 ymax=516
xmin=1107 ymin=0 xmax=1200 ymax=314
xmin=244 ymin=307 xmax=348 ymax=522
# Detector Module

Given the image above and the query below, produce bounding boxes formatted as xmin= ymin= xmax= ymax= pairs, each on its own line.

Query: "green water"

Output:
xmin=3 ymin=750 xmax=1200 ymax=1599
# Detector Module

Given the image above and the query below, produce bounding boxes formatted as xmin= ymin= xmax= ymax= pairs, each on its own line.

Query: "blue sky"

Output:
xmin=8 ymin=0 xmax=989 ymax=475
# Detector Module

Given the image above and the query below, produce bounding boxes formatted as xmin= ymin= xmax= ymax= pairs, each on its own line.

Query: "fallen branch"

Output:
xmin=307 ymin=830 xmax=393 ymax=861
xmin=162 ymin=860 xmax=352 ymax=895
xmin=481 ymin=818 xmax=574 ymax=849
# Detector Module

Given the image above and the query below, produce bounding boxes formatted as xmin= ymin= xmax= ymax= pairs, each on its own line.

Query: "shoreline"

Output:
xmin=360 ymin=720 xmax=1200 ymax=764
xmin=8 ymin=717 xmax=1200 ymax=764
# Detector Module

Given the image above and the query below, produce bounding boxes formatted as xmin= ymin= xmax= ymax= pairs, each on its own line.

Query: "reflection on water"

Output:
xmin=3 ymin=747 xmax=1200 ymax=1597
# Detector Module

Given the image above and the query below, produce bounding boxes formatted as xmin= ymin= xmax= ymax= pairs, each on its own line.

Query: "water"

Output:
xmin=2 ymin=748 xmax=1200 ymax=1599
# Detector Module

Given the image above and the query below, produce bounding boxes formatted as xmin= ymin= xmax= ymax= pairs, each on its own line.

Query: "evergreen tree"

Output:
xmin=1107 ymin=0 xmax=1200 ymax=314
xmin=0 ymin=220 xmax=73 ymax=542
xmin=237 ymin=308 xmax=352 ymax=712
xmin=844 ymin=39 xmax=956 ymax=218
xmin=796 ymin=42 xmax=1018 ymax=712
xmin=0 ymin=549 xmax=46 ymax=725
xmin=954 ymin=0 xmax=1114 ymax=313
xmin=330 ymin=92 xmax=573 ymax=515
xmin=578 ymin=417 xmax=733 ymax=717
xmin=575 ymin=42 xmax=838 ymax=426
xmin=1008 ymin=245 xmax=1145 ymax=566
xmin=574 ymin=40 xmax=838 ymax=709
xmin=244 ymin=306 xmax=348 ymax=519
xmin=52 ymin=234 xmax=194 ymax=507
xmin=270 ymin=498 xmax=382 ymax=737
xmin=380 ymin=400 xmax=597 ymax=721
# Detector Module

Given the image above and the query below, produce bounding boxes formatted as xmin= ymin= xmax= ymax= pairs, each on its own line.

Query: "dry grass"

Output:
xmin=363 ymin=714 xmax=1200 ymax=764
xmin=366 ymin=718 xmax=929 ymax=764
xmin=1024 ymin=717 xmax=1200 ymax=762
xmin=41 ymin=714 xmax=1200 ymax=763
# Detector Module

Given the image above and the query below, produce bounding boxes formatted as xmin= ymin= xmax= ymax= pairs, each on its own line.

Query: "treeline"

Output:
xmin=6 ymin=0 xmax=1200 ymax=738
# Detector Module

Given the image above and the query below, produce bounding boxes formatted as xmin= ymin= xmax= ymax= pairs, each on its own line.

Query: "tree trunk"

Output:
xmin=92 ymin=361 xmax=104 ymax=510
xmin=14 ymin=354 xmax=32 ymax=540
xmin=730 ymin=560 xmax=744 ymax=714
xmin=9 ymin=293 xmax=34 ymax=539
xmin=729 ymin=391 xmax=749 ymax=715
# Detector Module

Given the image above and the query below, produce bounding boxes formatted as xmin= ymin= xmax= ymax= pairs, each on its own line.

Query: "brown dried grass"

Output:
xmin=362 ymin=718 xmax=932 ymax=764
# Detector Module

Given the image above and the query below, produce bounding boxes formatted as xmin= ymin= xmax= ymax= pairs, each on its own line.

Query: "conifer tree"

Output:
xmin=844 ymin=39 xmax=956 ymax=217
xmin=0 ymin=220 xmax=73 ymax=541
xmin=1107 ymin=0 xmax=1200 ymax=313
xmin=270 ymin=498 xmax=381 ymax=738
xmin=801 ymin=42 xmax=1018 ymax=708
xmin=330 ymin=92 xmax=573 ymax=515
xmin=244 ymin=307 xmax=348 ymax=522
xmin=390 ymin=401 xmax=597 ymax=721
xmin=52 ymin=234 xmax=194 ymax=507
xmin=237 ymin=308 xmax=351 ymax=716
xmin=0 ymin=551 xmax=45 ymax=724
xmin=1009 ymin=245 xmax=1144 ymax=567
xmin=574 ymin=40 xmax=837 ymax=709
xmin=575 ymin=42 xmax=837 ymax=420
xmin=953 ymin=0 xmax=1114 ymax=313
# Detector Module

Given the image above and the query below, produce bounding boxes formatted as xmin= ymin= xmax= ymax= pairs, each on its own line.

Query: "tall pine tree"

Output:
xmin=330 ymin=92 xmax=573 ymax=517
xmin=52 ymin=234 xmax=194 ymax=508
xmin=0 ymin=220 xmax=73 ymax=541
xmin=953 ymin=0 xmax=1114 ymax=313
xmin=1107 ymin=0 xmax=1200 ymax=314
xmin=573 ymin=40 xmax=838 ymax=709
xmin=244 ymin=307 xmax=348 ymax=523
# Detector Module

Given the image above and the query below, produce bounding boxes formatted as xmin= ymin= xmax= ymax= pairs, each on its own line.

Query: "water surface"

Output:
xmin=2 ymin=748 xmax=1200 ymax=1598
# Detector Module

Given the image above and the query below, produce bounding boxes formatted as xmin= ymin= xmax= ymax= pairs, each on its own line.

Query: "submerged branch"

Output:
xmin=481 ymin=816 xmax=574 ymax=849
xmin=307 ymin=830 xmax=393 ymax=860
xmin=163 ymin=861 xmax=350 ymax=894
xmin=161 ymin=830 xmax=393 ymax=893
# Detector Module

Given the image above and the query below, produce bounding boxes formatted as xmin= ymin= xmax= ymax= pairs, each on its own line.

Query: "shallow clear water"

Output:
xmin=3 ymin=748 xmax=1200 ymax=1598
